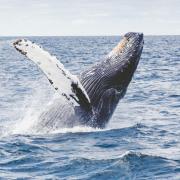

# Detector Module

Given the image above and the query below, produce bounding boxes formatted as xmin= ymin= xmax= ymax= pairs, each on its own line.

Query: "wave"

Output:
xmin=0 ymin=149 xmax=178 ymax=179
xmin=64 ymin=151 xmax=180 ymax=180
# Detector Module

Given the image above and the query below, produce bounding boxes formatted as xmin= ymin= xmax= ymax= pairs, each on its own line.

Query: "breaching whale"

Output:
xmin=13 ymin=32 xmax=144 ymax=132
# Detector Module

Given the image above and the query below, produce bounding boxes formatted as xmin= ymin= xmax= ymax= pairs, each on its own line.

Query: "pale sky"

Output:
xmin=0 ymin=0 xmax=180 ymax=36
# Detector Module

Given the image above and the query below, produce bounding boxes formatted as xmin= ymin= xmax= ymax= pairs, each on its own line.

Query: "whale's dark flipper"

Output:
xmin=13 ymin=32 xmax=144 ymax=130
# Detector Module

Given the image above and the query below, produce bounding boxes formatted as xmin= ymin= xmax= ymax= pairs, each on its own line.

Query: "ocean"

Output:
xmin=0 ymin=36 xmax=180 ymax=179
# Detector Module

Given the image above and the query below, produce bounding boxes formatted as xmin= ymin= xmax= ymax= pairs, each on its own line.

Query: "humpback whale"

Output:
xmin=13 ymin=32 xmax=144 ymax=132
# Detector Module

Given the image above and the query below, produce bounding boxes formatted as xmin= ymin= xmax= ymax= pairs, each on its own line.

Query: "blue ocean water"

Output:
xmin=0 ymin=36 xmax=180 ymax=179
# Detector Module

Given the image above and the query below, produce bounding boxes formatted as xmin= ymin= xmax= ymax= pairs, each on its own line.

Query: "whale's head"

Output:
xmin=105 ymin=32 xmax=144 ymax=93
xmin=80 ymin=32 xmax=143 ymax=127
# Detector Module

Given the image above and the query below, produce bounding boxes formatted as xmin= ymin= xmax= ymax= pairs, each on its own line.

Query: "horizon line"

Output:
xmin=0 ymin=34 xmax=180 ymax=37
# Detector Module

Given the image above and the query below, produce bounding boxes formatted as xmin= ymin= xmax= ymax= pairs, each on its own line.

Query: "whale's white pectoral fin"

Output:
xmin=13 ymin=39 xmax=91 ymax=109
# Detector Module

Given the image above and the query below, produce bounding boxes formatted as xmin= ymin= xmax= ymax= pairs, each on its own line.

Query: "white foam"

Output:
xmin=11 ymin=92 xmax=60 ymax=135
xmin=51 ymin=126 xmax=103 ymax=134
xmin=9 ymin=91 xmax=103 ymax=136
